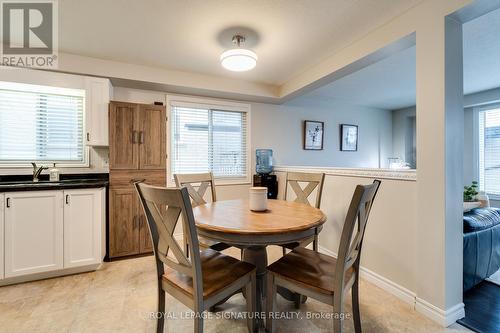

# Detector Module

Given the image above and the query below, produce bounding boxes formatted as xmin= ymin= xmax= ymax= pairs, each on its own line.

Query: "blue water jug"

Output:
xmin=256 ymin=149 xmax=273 ymax=174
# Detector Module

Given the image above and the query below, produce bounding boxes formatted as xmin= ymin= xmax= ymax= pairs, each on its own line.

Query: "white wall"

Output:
xmin=274 ymin=169 xmax=418 ymax=295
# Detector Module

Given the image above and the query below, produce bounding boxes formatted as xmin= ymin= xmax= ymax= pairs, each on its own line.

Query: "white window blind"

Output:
xmin=171 ymin=104 xmax=248 ymax=179
xmin=0 ymin=83 xmax=85 ymax=164
xmin=478 ymin=106 xmax=500 ymax=195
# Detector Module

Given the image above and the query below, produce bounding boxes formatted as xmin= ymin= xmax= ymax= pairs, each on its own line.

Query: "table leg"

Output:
xmin=242 ymin=246 xmax=268 ymax=330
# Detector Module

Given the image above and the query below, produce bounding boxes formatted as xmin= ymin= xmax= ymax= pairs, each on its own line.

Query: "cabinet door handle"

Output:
xmin=6 ymin=197 xmax=10 ymax=208
xmin=86 ymin=132 xmax=90 ymax=142
xmin=132 ymin=130 xmax=137 ymax=144
xmin=139 ymin=131 xmax=144 ymax=144
xmin=65 ymin=194 xmax=70 ymax=205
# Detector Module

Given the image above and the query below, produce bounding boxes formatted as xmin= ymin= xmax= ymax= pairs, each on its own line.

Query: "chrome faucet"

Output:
xmin=31 ymin=163 xmax=48 ymax=182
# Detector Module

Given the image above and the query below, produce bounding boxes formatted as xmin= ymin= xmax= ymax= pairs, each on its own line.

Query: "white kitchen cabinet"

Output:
xmin=0 ymin=194 xmax=4 ymax=280
xmin=63 ymin=188 xmax=104 ymax=268
xmin=85 ymin=77 xmax=112 ymax=146
xmin=4 ymin=191 xmax=64 ymax=278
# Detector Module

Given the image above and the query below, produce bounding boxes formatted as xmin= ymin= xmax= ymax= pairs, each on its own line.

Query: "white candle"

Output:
xmin=249 ymin=187 xmax=268 ymax=211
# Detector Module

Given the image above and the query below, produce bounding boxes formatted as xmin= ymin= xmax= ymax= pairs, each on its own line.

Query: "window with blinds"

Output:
xmin=478 ymin=106 xmax=500 ymax=195
xmin=170 ymin=103 xmax=249 ymax=180
xmin=0 ymin=82 xmax=85 ymax=165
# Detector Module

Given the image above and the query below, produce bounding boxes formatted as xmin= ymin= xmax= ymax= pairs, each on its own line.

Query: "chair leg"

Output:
xmin=313 ymin=235 xmax=319 ymax=252
xmin=352 ymin=279 xmax=362 ymax=333
xmin=157 ymin=288 xmax=165 ymax=333
xmin=333 ymin=294 xmax=344 ymax=333
xmin=245 ymin=271 xmax=257 ymax=333
xmin=294 ymin=294 xmax=307 ymax=309
xmin=266 ymin=273 xmax=277 ymax=333
xmin=194 ymin=312 xmax=203 ymax=333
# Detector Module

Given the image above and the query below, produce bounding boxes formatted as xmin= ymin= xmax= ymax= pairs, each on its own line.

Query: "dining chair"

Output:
xmin=135 ymin=182 xmax=257 ymax=333
xmin=282 ymin=171 xmax=325 ymax=255
xmin=174 ymin=172 xmax=231 ymax=254
xmin=266 ymin=180 xmax=381 ymax=333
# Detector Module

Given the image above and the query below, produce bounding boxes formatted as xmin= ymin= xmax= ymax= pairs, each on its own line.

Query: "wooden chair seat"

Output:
xmin=268 ymin=247 xmax=354 ymax=295
xmin=163 ymin=248 xmax=255 ymax=299
xmin=266 ymin=180 xmax=381 ymax=333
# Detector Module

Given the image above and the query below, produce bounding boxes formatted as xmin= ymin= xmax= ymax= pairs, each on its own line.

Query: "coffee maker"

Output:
xmin=253 ymin=149 xmax=278 ymax=199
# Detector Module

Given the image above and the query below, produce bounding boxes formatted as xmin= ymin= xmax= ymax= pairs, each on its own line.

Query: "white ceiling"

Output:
xmin=463 ymin=7 xmax=500 ymax=95
xmin=59 ymin=0 xmax=422 ymax=85
xmin=294 ymin=46 xmax=416 ymax=110
xmin=293 ymin=6 xmax=500 ymax=110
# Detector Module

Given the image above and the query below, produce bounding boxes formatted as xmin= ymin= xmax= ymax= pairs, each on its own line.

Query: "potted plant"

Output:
xmin=463 ymin=181 xmax=480 ymax=212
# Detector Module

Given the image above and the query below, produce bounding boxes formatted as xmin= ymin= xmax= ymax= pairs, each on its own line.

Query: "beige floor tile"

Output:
xmin=0 ymin=247 xmax=472 ymax=333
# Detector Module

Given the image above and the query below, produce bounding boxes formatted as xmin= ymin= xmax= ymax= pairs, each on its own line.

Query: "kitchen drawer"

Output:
xmin=109 ymin=170 xmax=166 ymax=188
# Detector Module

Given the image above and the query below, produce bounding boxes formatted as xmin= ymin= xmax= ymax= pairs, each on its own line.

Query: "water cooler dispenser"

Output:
xmin=253 ymin=149 xmax=278 ymax=199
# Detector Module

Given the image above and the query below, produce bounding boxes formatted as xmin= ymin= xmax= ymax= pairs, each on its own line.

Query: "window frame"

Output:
xmin=166 ymin=95 xmax=251 ymax=187
xmin=0 ymin=81 xmax=89 ymax=168
xmin=475 ymin=102 xmax=500 ymax=199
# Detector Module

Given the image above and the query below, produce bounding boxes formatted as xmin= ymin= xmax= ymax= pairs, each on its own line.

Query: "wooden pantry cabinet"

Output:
xmin=108 ymin=101 xmax=166 ymax=259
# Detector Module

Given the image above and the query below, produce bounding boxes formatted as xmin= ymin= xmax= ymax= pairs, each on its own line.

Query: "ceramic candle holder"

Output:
xmin=249 ymin=187 xmax=268 ymax=211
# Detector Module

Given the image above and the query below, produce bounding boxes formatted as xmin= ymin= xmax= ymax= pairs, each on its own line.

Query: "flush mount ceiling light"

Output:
xmin=220 ymin=35 xmax=257 ymax=72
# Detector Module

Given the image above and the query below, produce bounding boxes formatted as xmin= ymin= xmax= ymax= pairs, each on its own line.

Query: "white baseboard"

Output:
xmin=0 ymin=263 xmax=102 ymax=287
xmin=359 ymin=266 xmax=416 ymax=306
xmin=318 ymin=246 xmax=464 ymax=327
xmin=318 ymin=246 xmax=416 ymax=306
xmin=415 ymin=298 xmax=465 ymax=327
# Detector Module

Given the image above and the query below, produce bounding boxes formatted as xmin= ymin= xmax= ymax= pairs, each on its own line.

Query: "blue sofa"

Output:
xmin=463 ymin=207 xmax=500 ymax=292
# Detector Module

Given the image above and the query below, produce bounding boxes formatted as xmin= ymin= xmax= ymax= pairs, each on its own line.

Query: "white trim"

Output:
xmin=0 ymin=263 xmax=101 ymax=287
xmin=472 ymin=107 xmax=480 ymax=184
xmin=415 ymin=298 xmax=465 ymax=327
xmin=167 ymin=94 xmax=250 ymax=113
xmin=274 ymin=166 xmax=416 ymax=181
xmin=0 ymin=147 xmax=90 ymax=169
xmin=359 ymin=266 xmax=416 ymax=306
xmin=318 ymin=246 xmax=416 ymax=306
xmin=165 ymin=94 xmax=251 ymax=187
xmin=320 ymin=246 xmax=464 ymax=327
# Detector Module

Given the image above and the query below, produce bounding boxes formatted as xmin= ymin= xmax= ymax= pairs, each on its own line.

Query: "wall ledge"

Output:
xmin=274 ymin=165 xmax=417 ymax=181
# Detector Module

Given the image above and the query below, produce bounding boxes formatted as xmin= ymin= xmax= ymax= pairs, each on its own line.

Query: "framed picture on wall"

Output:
xmin=340 ymin=124 xmax=358 ymax=151
xmin=303 ymin=120 xmax=324 ymax=150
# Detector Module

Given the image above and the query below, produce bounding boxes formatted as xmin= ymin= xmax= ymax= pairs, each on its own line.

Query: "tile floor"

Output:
xmin=0 ymin=246 xmax=471 ymax=333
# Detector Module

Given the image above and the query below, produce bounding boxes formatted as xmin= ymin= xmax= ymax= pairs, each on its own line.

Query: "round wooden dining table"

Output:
xmin=193 ymin=199 xmax=327 ymax=318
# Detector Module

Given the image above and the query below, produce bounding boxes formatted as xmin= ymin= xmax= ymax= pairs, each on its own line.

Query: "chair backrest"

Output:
xmin=284 ymin=172 xmax=325 ymax=208
xmin=174 ymin=172 xmax=217 ymax=207
xmin=334 ymin=180 xmax=381 ymax=292
xmin=134 ymin=183 xmax=203 ymax=298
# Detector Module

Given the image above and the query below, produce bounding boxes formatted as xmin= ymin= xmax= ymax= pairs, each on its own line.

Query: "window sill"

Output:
xmin=486 ymin=193 xmax=500 ymax=201
xmin=167 ymin=177 xmax=251 ymax=188
xmin=0 ymin=162 xmax=90 ymax=169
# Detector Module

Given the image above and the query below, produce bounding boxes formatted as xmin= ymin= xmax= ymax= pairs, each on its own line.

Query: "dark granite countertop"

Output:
xmin=0 ymin=173 xmax=109 ymax=192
